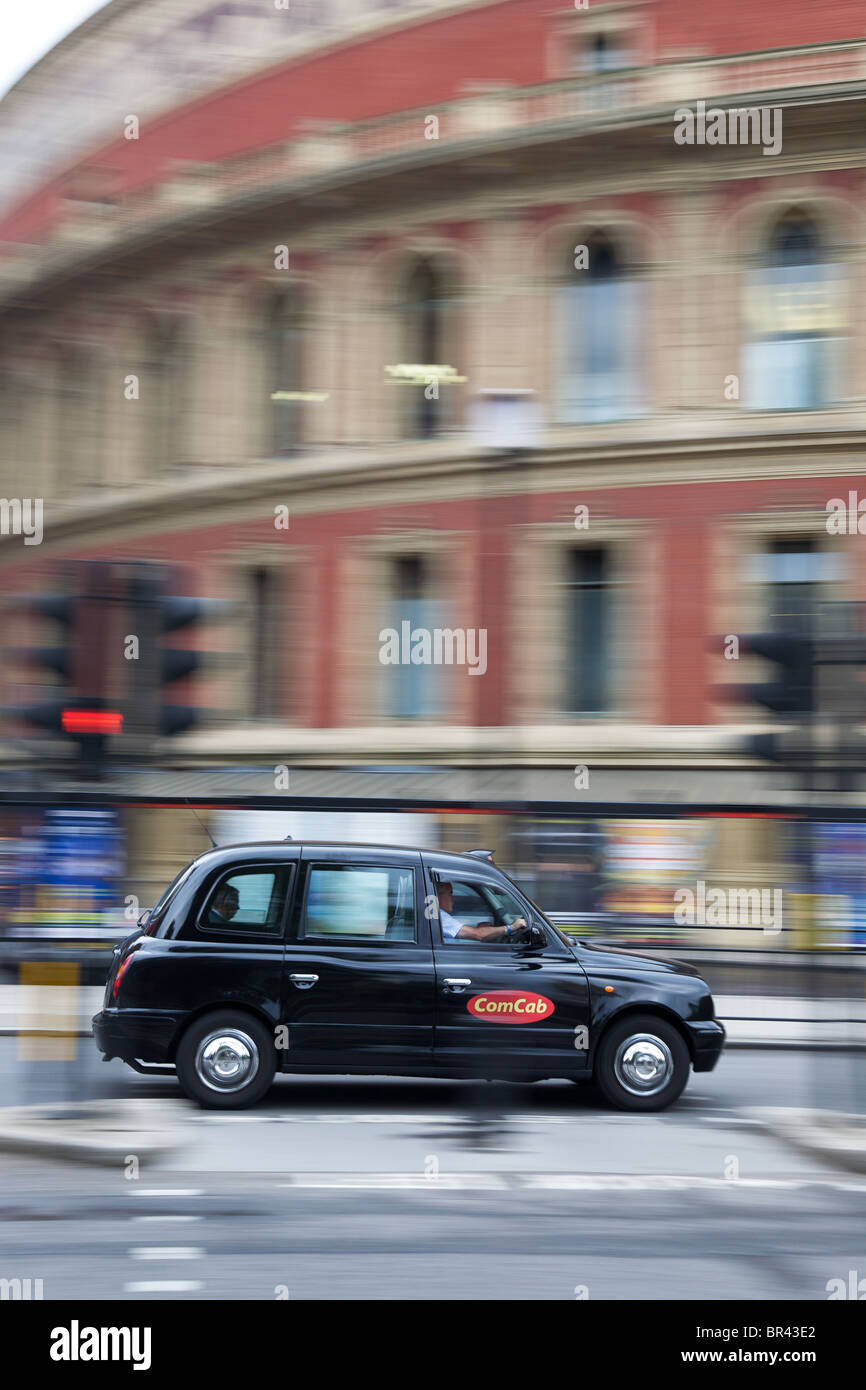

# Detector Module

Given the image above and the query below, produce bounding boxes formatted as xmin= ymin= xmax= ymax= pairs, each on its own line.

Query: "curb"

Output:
xmin=0 ymin=1099 xmax=189 ymax=1167
xmin=743 ymin=1107 xmax=866 ymax=1174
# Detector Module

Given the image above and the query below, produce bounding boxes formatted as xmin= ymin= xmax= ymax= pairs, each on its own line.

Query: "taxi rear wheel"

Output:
xmin=176 ymin=1010 xmax=276 ymax=1109
xmin=593 ymin=1013 xmax=689 ymax=1112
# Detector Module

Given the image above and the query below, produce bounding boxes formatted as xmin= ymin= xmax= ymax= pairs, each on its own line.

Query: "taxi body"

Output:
xmin=92 ymin=841 xmax=724 ymax=1110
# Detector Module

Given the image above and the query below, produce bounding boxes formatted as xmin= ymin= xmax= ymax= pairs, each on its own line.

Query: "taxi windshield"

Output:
xmin=498 ymin=868 xmax=572 ymax=946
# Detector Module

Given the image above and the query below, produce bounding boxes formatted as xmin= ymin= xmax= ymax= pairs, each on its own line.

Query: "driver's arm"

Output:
xmin=455 ymin=917 xmax=526 ymax=942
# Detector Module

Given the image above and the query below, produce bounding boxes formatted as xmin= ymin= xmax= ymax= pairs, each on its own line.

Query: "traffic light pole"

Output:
xmin=713 ymin=609 xmax=866 ymax=1115
xmin=124 ymin=563 xmax=165 ymax=757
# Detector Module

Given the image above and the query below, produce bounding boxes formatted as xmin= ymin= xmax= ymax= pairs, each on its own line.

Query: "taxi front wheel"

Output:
xmin=593 ymin=1013 xmax=690 ymax=1112
xmin=176 ymin=1010 xmax=276 ymax=1109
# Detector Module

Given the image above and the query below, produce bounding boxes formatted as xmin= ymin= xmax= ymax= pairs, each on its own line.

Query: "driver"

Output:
xmin=436 ymin=880 xmax=527 ymax=943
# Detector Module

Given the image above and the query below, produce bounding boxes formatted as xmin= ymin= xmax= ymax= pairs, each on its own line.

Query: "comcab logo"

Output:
xmin=466 ymin=991 xmax=555 ymax=1024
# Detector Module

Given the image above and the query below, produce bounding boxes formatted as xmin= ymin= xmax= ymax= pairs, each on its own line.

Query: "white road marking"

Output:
xmin=279 ymin=1173 xmax=509 ymax=1189
xmin=124 ymin=1281 xmax=204 ymax=1293
xmin=129 ymin=1247 xmax=204 ymax=1260
xmin=277 ymin=1172 xmax=866 ymax=1192
xmin=129 ymin=1189 xmax=203 ymax=1197
xmin=197 ymin=1114 xmax=260 ymax=1122
xmin=522 ymin=1174 xmax=866 ymax=1191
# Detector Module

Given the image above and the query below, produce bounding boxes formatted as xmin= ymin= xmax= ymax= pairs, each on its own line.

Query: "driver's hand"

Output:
xmin=512 ymin=917 xmax=527 ymax=933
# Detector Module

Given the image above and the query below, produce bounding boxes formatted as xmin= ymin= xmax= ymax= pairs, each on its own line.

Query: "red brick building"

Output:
xmin=1 ymin=0 xmax=865 ymax=810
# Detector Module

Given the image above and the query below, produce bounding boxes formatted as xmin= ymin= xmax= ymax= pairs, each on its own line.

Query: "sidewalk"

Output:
xmin=714 ymin=995 xmax=866 ymax=1047
xmin=746 ymin=1108 xmax=866 ymax=1174
xmin=0 ymin=983 xmax=105 ymax=1038
xmin=0 ymin=1098 xmax=186 ymax=1165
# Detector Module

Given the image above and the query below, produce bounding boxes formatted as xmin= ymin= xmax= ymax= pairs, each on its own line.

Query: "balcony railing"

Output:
xmin=2 ymin=38 xmax=865 ymax=297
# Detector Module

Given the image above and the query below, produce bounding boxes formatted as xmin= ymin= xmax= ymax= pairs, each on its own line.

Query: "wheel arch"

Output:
xmin=167 ymin=1001 xmax=276 ymax=1062
xmin=591 ymin=1002 xmax=695 ymax=1071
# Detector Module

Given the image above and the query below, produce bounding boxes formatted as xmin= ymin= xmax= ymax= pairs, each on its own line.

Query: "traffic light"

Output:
xmin=4 ymin=563 xmax=126 ymax=774
xmin=5 ymin=589 xmax=75 ymax=738
xmin=125 ymin=563 xmax=230 ymax=743
xmin=4 ymin=561 xmax=230 ymax=774
xmin=712 ymin=632 xmax=814 ymax=764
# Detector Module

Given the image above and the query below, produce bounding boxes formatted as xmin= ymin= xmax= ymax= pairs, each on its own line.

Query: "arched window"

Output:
xmin=265 ymin=287 xmax=307 ymax=457
xmin=558 ymin=231 xmax=640 ymax=423
xmin=401 ymin=257 xmax=450 ymax=439
xmin=743 ymin=209 xmax=842 ymax=409
xmin=578 ymin=32 xmax=630 ymax=108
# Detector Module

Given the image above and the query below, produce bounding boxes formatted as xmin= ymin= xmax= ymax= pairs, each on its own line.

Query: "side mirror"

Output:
xmin=137 ymin=908 xmax=152 ymax=931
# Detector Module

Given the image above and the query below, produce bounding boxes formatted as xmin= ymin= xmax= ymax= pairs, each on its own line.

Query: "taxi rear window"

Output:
xmin=199 ymin=866 xmax=292 ymax=935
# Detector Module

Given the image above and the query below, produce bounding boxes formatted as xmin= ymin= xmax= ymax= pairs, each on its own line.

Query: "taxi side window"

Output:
xmin=302 ymin=864 xmax=416 ymax=943
xmin=449 ymin=883 xmax=491 ymax=928
xmin=198 ymin=867 xmax=291 ymax=936
xmin=438 ymin=878 xmax=514 ymax=945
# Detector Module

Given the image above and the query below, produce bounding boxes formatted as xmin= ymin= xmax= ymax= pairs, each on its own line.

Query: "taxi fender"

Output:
xmin=586 ymin=977 xmax=699 ymax=1061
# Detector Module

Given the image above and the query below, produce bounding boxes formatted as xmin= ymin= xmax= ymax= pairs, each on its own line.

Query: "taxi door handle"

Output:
xmin=442 ymin=978 xmax=471 ymax=994
xmin=289 ymin=973 xmax=319 ymax=990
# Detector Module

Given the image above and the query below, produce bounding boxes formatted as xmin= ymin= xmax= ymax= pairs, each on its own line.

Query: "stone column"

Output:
xmin=661 ymin=189 xmax=719 ymax=409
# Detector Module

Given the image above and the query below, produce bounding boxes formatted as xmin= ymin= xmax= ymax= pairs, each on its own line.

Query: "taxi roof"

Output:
xmin=196 ymin=839 xmax=483 ymax=856
xmin=188 ymin=840 xmax=494 ymax=868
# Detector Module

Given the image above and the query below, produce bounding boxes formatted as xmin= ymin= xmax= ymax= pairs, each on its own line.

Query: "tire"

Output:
xmin=175 ymin=1010 xmax=276 ymax=1110
xmin=593 ymin=1013 xmax=690 ymax=1113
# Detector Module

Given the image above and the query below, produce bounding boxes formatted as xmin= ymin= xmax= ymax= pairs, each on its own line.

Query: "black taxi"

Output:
xmin=92 ymin=841 xmax=724 ymax=1110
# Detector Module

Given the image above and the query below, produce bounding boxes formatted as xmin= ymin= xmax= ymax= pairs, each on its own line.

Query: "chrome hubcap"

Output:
xmin=614 ymin=1033 xmax=673 ymax=1096
xmin=195 ymin=1029 xmax=258 ymax=1093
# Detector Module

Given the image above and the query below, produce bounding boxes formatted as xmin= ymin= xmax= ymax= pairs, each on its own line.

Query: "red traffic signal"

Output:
xmin=61 ymin=709 xmax=124 ymax=735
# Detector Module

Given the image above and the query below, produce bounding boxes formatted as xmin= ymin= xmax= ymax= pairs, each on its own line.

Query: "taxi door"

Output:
xmin=281 ymin=846 xmax=435 ymax=1070
xmin=426 ymin=858 xmax=591 ymax=1076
